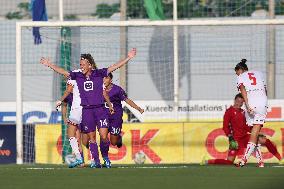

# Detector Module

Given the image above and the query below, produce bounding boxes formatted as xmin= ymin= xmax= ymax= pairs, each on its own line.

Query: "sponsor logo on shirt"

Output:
xmin=84 ymin=81 xmax=93 ymax=91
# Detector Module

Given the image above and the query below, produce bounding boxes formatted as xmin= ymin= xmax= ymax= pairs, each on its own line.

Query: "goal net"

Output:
xmin=16 ymin=19 xmax=284 ymax=164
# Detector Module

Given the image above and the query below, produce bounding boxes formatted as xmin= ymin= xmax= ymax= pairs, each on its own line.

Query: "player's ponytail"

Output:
xmin=234 ymin=58 xmax=248 ymax=71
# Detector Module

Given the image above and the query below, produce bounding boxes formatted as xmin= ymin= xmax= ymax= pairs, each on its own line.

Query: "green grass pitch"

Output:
xmin=1 ymin=164 xmax=284 ymax=189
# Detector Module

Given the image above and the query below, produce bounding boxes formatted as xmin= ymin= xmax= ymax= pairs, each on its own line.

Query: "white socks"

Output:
xmin=69 ymin=137 xmax=81 ymax=160
xmin=243 ymin=142 xmax=256 ymax=161
xmin=255 ymin=144 xmax=263 ymax=163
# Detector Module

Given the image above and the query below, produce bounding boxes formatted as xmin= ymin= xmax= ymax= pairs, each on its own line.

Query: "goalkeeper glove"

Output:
xmin=228 ymin=136 xmax=238 ymax=150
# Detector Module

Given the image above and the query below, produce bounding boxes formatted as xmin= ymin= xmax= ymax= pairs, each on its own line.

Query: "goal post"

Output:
xmin=60 ymin=27 xmax=72 ymax=162
xmin=15 ymin=19 xmax=284 ymax=164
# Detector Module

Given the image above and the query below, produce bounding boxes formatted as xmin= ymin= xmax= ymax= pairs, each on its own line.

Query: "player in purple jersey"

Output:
xmin=40 ymin=48 xmax=137 ymax=168
xmin=80 ymin=72 xmax=144 ymax=168
xmin=102 ymin=73 xmax=144 ymax=159
xmin=58 ymin=77 xmax=113 ymax=168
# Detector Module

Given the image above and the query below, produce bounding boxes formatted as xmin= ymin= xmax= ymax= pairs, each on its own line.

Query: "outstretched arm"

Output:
xmin=107 ymin=48 xmax=136 ymax=74
xmin=124 ymin=98 xmax=144 ymax=114
xmin=40 ymin=57 xmax=70 ymax=77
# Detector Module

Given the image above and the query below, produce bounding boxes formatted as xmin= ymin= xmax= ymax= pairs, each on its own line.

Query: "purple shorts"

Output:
xmin=108 ymin=118 xmax=123 ymax=135
xmin=80 ymin=106 xmax=109 ymax=133
xmin=108 ymin=111 xmax=123 ymax=135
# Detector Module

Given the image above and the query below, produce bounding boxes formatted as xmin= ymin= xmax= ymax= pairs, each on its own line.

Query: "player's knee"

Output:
xmin=100 ymin=135 xmax=108 ymax=142
xmin=110 ymin=140 xmax=116 ymax=146
xmin=258 ymin=135 xmax=266 ymax=144
xmin=88 ymin=136 xmax=96 ymax=143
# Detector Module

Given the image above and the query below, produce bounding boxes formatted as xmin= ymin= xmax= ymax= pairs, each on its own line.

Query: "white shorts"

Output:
xmin=245 ymin=105 xmax=267 ymax=126
xmin=68 ymin=106 xmax=82 ymax=126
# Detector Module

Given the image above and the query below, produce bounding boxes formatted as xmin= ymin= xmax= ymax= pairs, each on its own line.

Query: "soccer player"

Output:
xmin=40 ymin=48 xmax=136 ymax=168
xmin=99 ymin=73 xmax=144 ymax=167
xmin=202 ymin=93 xmax=282 ymax=166
xmin=59 ymin=80 xmax=85 ymax=167
xmin=235 ymin=59 xmax=268 ymax=167
xmin=57 ymin=71 xmax=114 ymax=168
xmin=78 ymin=73 xmax=144 ymax=168
xmin=60 ymin=89 xmax=84 ymax=167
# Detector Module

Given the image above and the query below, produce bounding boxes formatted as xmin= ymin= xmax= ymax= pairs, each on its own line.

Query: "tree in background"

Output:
xmin=6 ymin=2 xmax=31 ymax=20
xmin=94 ymin=0 xmax=284 ymax=19
xmin=127 ymin=0 xmax=148 ymax=18
xmin=93 ymin=3 xmax=120 ymax=18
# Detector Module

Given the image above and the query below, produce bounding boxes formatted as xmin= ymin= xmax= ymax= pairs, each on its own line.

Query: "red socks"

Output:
xmin=265 ymin=139 xmax=282 ymax=160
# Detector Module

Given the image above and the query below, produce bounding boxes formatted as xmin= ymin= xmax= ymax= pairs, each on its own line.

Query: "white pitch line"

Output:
xmin=20 ymin=165 xmax=284 ymax=170
xmin=117 ymin=165 xmax=190 ymax=169
xmin=22 ymin=166 xmax=190 ymax=170
xmin=272 ymin=165 xmax=284 ymax=168
xmin=24 ymin=168 xmax=56 ymax=170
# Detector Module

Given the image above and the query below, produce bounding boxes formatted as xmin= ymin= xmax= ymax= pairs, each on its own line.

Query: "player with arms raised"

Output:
xmin=235 ymin=59 xmax=268 ymax=167
xmin=40 ymin=48 xmax=136 ymax=168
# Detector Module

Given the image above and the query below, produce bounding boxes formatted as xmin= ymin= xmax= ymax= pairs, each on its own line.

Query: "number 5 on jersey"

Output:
xmin=248 ymin=73 xmax=257 ymax=85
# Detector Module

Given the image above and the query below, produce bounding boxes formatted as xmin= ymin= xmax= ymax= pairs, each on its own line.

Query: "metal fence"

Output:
xmin=0 ymin=0 xmax=283 ymax=101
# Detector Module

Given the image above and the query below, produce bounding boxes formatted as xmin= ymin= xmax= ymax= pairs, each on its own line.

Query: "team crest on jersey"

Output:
xmin=84 ymin=81 xmax=93 ymax=91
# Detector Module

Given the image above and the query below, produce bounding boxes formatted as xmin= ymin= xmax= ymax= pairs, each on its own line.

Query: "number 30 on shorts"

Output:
xmin=110 ymin=127 xmax=121 ymax=135
xmin=99 ymin=119 xmax=108 ymax=127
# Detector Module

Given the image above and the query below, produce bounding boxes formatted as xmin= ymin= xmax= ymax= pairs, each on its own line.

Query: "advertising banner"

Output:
xmin=0 ymin=125 xmax=16 ymax=164
xmin=184 ymin=122 xmax=284 ymax=163
xmin=129 ymin=100 xmax=284 ymax=122
xmin=1 ymin=100 xmax=283 ymax=124
xmin=35 ymin=123 xmax=184 ymax=164
xmin=35 ymin=124 xmax=62 ymax=164
xmin=35 ymin=122 xmax=284 ymax=164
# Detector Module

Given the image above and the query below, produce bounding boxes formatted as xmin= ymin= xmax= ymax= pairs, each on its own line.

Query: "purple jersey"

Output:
xmin=106 ymin=84 xmax=127 ymax=118
xmin=63 ymin=93 xmax=73 ymax=107
xmin=69 ymin=68 xmax=108 ymax=106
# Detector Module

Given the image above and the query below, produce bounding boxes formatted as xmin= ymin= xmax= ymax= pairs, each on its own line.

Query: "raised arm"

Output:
xmin=107 ymin=48 xmax=136 ymax=74
xmin=40 ymin=57 xmax=70 ymax=77
xmin=124 ymin=98 xmax=144 ymax=114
